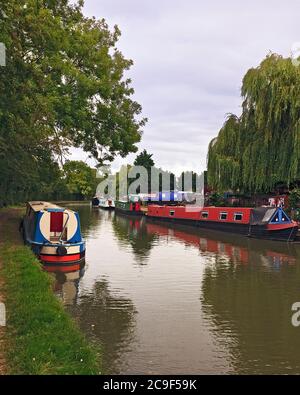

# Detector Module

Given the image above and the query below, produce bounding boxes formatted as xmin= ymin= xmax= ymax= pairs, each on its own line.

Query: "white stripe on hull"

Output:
xmin=40 ymin=245 xmax=81 ymax=255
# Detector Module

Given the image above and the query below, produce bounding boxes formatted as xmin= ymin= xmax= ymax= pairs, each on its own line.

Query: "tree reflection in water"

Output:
xmin=67 ymin=278 xmax=137 ymax=374
xmin=200 ymin=241 xmax=300 ymax=374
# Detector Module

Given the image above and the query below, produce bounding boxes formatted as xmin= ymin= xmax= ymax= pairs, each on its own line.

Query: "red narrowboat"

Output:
xmin=146 ymin=205 xmax=298 ymax=242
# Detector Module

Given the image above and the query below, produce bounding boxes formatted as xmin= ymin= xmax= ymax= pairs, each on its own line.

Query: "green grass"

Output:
xmin=0 ymin=245 xmax=101 ymax=375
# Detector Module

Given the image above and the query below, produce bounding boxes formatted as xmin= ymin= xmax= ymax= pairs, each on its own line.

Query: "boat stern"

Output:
xmin=38 ymin=241 xmax=86 ymax=266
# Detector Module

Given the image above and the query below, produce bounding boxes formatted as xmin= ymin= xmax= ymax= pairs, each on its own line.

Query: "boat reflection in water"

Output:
xmin=112 ymin=215 xmax=158 ymax=264
xmin=44 ymin=261 xmax=85 ymax=306
xmin=145 ymin=221 xmax=298 ymax=269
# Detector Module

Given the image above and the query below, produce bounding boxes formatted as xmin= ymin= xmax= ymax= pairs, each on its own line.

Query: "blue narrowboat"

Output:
xmin=22 ymin=202 xmax=85 ymax=266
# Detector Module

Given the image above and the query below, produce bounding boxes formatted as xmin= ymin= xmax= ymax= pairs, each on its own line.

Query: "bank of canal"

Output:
xmin=0 ymin=208 xmax=101 ymax=374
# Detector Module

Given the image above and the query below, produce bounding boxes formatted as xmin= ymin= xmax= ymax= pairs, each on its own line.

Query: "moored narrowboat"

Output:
xmin=91 ymin=196 xmax=115 ymax=209
xmin=98 ymin=197 xmax=115 ymax=209
xmin=115 ymin=195 xmax=144 ymax=216
xmin=91 ymin=196 xmax=100 ymax=207
xmin=22 ymin=202 xmax=85 ymax=265
xmin=146 ymin=205 xmax=298 ymax=242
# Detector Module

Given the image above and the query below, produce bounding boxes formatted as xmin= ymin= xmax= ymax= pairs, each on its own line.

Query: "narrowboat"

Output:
xmin=146 ymin=205 xmax=299 ymax=242
xmin=98 ymin=197 xmax=115 ymax=210
xmin=22 ymin=202 xmax=85 ymax=265
xmin=91 ymin=196 xmax=115 ymax=209
xmin=91 ymin=196 xmax=100 ymax=207
xmin=115 ymin=195 xmax=144 ymax=216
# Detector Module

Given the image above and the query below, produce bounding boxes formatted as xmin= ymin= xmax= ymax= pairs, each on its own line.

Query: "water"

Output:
xmin=52 ymin=204 xmax=300 ymax=374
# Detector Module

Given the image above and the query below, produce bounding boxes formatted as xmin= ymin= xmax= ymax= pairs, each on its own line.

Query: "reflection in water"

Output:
xmin=52 ymin=268 xmax=84 ymax=306
xmin=112 ymin=215 xmax=158 ymax=264
xmin=67 ymin=278 xmax=137 ymax=374
xmin=201 ymin=248 xmax=300 ymax=374
xmin=57 ymin=204 xmax=300 ymax=374
xmin=146 ymin=221 xmax=299 ymax=268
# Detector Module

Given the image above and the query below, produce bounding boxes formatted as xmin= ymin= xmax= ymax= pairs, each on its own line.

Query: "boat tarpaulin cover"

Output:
xmin=250 ymin=208 xmax=277 ymax=225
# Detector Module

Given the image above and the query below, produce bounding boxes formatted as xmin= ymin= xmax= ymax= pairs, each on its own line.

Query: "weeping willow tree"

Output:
xmin=207 ymin=114 xmax=241 ymax=191
xmin=207 ymin=54 xmax=300 ymax=193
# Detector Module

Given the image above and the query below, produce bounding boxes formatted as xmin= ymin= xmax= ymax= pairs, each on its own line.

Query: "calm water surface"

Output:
xmin=53 ymin=204 xmax=300 ymax=374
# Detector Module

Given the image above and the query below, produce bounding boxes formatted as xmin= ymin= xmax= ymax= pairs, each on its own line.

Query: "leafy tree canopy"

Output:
xmin=133 ymin=149 xmax=155 ymax=170
xmin=0 ymin=0 xmax=146 ymax=205
xmin=63 ymin=160 xmax=97 ymax=199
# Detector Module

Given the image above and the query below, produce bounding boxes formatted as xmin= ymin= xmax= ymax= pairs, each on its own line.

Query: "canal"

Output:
xmin=53 ymin=204 xmax=300 ymax=374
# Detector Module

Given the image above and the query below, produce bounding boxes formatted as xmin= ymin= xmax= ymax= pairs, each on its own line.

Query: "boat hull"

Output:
xmin=115 ymin=207 xmax=144 ymax=217
xmin=115 ymin=200 xmax=144 ymax=216
xmin=248 ymin=224 xmax=299 ymax=242
xmin=146 ymin=215 xmax=298 ymax=242
xmin=39 ymin=251 xmax=86 ymax=265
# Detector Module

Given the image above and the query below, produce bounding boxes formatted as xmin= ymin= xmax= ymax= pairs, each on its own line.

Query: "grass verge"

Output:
xmin=0 ymin=244 xmax=101 ymax=375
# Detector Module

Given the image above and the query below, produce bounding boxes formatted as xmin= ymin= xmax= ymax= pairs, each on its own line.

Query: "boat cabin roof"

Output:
xmin=250 ymin=207 xmax=277 ymax=225
xmin=27 ymin=201 xmax=74 ymax=213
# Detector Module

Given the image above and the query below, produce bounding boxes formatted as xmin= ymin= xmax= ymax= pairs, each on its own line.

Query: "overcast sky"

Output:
xmin=72 ymin=0 xmax=300 ymax=174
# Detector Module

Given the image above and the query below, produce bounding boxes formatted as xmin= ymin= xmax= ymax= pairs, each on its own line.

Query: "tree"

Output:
xmin=133 ymin=150 xmax=155 ymax=193
xmin=289 ymin=189 xmax=300 ymax=210
xmin=207 ymin=114 xmax=241 ymax=192
xmin=134 ymin=150 xmax=155 ymax=170
xmin=0 ymin=0 xmax=146 ymax=206
xmin=207 ymin=54 xmax=300 ymax=193
xmin=63 ymin=160 xmax=97 ymax=199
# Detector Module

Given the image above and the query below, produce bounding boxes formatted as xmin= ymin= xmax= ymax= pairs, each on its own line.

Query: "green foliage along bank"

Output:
xmin=0 ymin=0 xmax=146 ymax=207
xmin=207 ymin=54 xmax=300 ymax=193
xmin=63 ymin=160 xmax=98 ymax=200
xmin=0 ymin=245 xmax=101 ymax=374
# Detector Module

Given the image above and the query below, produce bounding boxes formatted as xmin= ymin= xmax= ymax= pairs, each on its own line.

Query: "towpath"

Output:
xmin=0 ymin=208 xmax=24 ymax=374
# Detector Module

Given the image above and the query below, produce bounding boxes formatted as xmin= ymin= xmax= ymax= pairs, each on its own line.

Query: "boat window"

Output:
xmin=271 ymin=210 xmax=290 ymax=224
xmin=272 ymin=214 xmax=280 ymax=222
xmin=169 ymin=210 xmax=175 ymax=216
xmin=201 ymin=212 xmax=209 ymax=219
xmin=281 ymin=212 xmax=290 ymax=222
xmin=220 ymin=212 xmax=228 ymax=220
xmin=234 ymin=213 xmax=243 ymax=221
